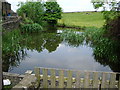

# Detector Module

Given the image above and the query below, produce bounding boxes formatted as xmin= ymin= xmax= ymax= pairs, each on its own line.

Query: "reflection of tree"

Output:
xmin=4 ymin=29 xmax=120 ymax=74
xmin=2 ymin=30 xmax=62 ymax=72
xmin=21 ymin=32 xmax=62 ymax=53
xmin=2 ymin=50 xmax=27 ymax=72
xmin=21 ymin=33 xmax=44 ymax=52
xmin=43 ymin=33 xmax=62 ymax=53
xmin=93 ymin=39 xmax=120 ymax=72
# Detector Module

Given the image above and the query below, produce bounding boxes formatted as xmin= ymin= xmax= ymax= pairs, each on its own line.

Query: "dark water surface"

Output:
xmin=2 ymin=29 xmax=114 ymax=74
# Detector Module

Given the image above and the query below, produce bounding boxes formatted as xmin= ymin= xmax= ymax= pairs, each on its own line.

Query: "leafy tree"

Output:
xmin=91 ymin=1 xmax=104 ymax=12
xmin=17 ymin=2 xmax=44 ymax=24
xmin=43 ymin=1 xmax=62 ymax=26
xmin=91 ymin=0 xmax=120 ymax=38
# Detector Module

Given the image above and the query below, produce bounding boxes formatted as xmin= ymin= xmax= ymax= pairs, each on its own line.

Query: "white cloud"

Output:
xmin=57 ymin=0 xmax=95 ymax=12
xmin=6 ymin=0 xmax=96 ymax=12
xmin=7 ymin=0 xmax=120 ymax=12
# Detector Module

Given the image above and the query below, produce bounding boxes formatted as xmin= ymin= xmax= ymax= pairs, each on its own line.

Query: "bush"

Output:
xmin=105 ymin=13 xmax=120 ymax=39
xmin=20 ymin=23 xmax=43 ymax=33
xmin=23 ymin=18 xmax=34 ymax=24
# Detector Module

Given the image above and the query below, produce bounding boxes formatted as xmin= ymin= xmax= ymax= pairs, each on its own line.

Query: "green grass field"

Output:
xmin=58 ymin=12 xmax=105 ymax=28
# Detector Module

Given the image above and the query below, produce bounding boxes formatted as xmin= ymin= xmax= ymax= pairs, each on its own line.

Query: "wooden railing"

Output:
xmin=34 ymin=67 xmax=120 ymax=88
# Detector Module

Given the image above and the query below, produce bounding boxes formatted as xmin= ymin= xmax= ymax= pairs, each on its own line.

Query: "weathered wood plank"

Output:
xmin=93 ymin=72 xmax=98 ymax=88
xmin=33 ymin=67 xmax=119 ymax=89
xmin=34 ymin=67 xmax=40 ymax=87
xmin=109 ymin=73 xmax=116 ymax=88
xmin=75 ymin=71 xmax=81 ymax=88
xmin=101 ymin=72 xmax=107 ymax=88
xmin=13 ymin=75 xmax=36 ymax=89
xmin=67 ymin=70 xmax=72 ymax=88
xmin=84 ymin=72 xmax=90 ymax=88
xmin=43 ymin=68 xmax=48 ymax=88
xmin=50 ymin=69 xmax=56 ymax=88
xmin=58 ymin=70 xmax=64 ymax=88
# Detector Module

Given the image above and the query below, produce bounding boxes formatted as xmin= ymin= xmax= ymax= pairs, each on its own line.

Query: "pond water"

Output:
xmin=2 ymin=29 xmax=117 ymax=74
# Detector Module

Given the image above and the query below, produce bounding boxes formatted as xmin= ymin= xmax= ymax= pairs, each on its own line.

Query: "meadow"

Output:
xmin=58 ymin=12 xmax=105 ymax=28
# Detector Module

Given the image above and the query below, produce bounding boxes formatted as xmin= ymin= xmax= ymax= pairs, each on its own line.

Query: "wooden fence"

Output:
xmin=34 ymin=67 xmax=120 ymax=88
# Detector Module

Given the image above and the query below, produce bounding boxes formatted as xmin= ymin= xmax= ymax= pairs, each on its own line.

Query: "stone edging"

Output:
xmin=3 ymin=72 xmax=25 ymax=86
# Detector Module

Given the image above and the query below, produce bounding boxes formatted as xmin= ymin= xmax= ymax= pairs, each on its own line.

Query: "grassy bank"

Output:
xmin=58 ymin=12 xmax=105 ymax=28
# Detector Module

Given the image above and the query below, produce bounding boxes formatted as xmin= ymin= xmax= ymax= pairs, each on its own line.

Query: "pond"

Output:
xmin=2 ymin=29 xmax=120 ymax=74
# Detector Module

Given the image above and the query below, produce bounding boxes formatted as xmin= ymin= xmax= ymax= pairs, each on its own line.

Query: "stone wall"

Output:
xmin=3 ymin=72 xmax=25 ymax=86
xmin=2 ymin=16 xmax=18 ymax=22
xmin=2 ymin=16 xmax=22 ymax=30
xmin=3 ymin=70 xmax=33 ymax=87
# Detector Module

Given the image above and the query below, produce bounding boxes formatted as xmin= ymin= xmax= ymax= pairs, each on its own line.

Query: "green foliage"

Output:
xmin=91 ymin=0 xmax=120 ymax=38
xmin=61 ymin=27 xmax=120 ymax=67
xmin=61 ymin=30 xmax=84 ymax=47
xmin=43 ymin=1 xmax=62 ymax=25
xmin=91 ymin=0 xmax=120 ymax=11
xmin=3 ymin=85 xmax=13 ymax=90
xmin=91 ymin=0 xmax=120 ymax=21
xmin=2 ymin=30 xmax=21 ymax=54
xmin=17 ymin=2 xmax=44 ymax=24
xmin=2 ymin=30 xmax=26 ymax=71
xmin=17 ymin=1 xmax=62 ymax=30
xmin=23 ymin=17 xmax=34 ymax=24
xmin=92 ymin=1 xmax=104 ymax=11
xmin=82 ymin=28 xmax=120 ymax=66
xmin=20 ymin=23 xmax=43 ymax=33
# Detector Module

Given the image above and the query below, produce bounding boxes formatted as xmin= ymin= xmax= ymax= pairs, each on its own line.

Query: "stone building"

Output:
xmin=0 ymin=0 xmax=11 ymax=16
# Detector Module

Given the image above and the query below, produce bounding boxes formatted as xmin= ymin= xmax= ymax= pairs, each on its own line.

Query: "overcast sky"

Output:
xmin=6 ymin=0 xmax=119 ymax=12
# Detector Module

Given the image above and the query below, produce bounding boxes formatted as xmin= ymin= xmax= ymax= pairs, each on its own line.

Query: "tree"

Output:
xmin=43 ymin=0 xmax=62 ymax=26
xmin=92 ymin=1 xmax=104 ymax=12
xmin=91 ymin=0 xmax=120 ymax=38
xmin=17 ymin=2 xmax=44 ymax=24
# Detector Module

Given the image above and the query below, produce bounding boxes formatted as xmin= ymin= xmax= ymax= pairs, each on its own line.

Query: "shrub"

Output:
xmin=20 ymin=23 xmax=43 ymax=33
xmin=23 ymin=18 xmax=34 ymax=24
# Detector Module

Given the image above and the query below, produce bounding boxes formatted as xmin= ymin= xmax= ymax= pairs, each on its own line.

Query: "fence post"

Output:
xmin=109 ymin=73 xmax=116 ymax=88
xmin=34 ymin=67 xmax=40 ymax=87
xmin=67 ymin=70 xmax=72 ymax=88
xmin=101 ymin=72 xmax=107 ymax=88
xmin=58 ymin=70 xmax=64 ymax=88
xmin=50 ymin=69 xmax=56 ymax=88
xmin=42 ymin=68 xmax=48 ymax=88
xmin=84 ymin=72 xmax=90 ymax=88
xmin=75 ymin=71 xmax=81 ymax=88
xmin=93 ymin=72 xmax=98 ymax=88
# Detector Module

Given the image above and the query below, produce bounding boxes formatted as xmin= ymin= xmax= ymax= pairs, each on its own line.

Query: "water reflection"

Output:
xmin=21 ymin=32 xmax=62 ymax=53
xmin=93 ymin=39 xmax=120 ymax=72
xmin=2 ymin=30 xmax=27 ymax=72
xmin=2 ymin=29 xmax=120 ymax=74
